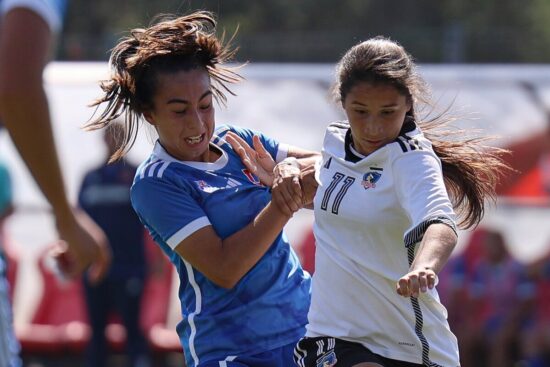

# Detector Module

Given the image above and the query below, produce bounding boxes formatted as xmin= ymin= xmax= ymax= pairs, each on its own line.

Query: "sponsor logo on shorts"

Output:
xmin=398 ymin=341 xmax=416 ymax=347
xmin=316 ymin=351 xmax=337 ymax=367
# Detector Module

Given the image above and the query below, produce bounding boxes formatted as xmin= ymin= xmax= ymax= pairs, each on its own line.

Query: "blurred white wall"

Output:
xmin=1 ymin=62 xmax=550 ymax=262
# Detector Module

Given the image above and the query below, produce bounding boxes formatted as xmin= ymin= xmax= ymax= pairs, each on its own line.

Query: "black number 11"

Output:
xmin=320 ymin=172 xmax=355 ymax=214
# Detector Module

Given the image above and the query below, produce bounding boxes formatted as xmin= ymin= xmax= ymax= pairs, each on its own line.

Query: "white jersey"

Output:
xmin=306 ymin=121 xmax=460 ymax=367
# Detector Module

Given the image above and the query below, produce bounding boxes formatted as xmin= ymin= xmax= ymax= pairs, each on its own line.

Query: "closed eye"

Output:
xmin=200 ymin=103 xmax=212 ymax=111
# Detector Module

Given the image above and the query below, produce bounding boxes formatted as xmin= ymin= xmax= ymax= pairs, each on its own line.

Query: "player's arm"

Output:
xmin=0 ymin=9 xmax=110 ymax=281
xmin=270 ymin=145 xmax=319 ymax=215
xmin=392 ymin=147 xmax=457 ymax=298
xmin=226 ymin=132 xmax=319 ymax=213
xmin=174 ymin=201 xmax=291 ymax=289
xmin=286 ymin=146 xmax=321 ymax=169
xmin=396 ymin=223 xmax=457 ymax=297
xmin=226 ymin=132 xmax=319 ymax=184
xmin=0 ymin=9 xmax=61 ymax=213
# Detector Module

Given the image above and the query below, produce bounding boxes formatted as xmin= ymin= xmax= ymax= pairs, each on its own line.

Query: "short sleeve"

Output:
xmin=131 ymin=177 xmax=211 ymax=250
xmin=392 ymin=149 xmax=456 ymax=247
xmin=216 ymin=125 xmax=287 ymax=162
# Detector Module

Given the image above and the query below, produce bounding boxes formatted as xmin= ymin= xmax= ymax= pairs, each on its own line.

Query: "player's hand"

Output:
xmin=299 ymin=164 xmax=318 ymax=206
xmin=52 ymin=209 xmax=112 ymax=284
xmin=225 ymin=131 xmax=276 ymax=186
xmin=272 ymin=161 xmax=303 ymax=216
xmin=396 ymin=267 xmax=438 ymax=298
xmin=225 ymin=131 xmax=304 ymax=215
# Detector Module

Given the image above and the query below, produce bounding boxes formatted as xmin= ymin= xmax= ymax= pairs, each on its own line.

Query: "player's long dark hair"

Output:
xmin=334 ymin=36 xmax=511 ymax=229
xmin=86 ymin=11 xmax=242 ymax=162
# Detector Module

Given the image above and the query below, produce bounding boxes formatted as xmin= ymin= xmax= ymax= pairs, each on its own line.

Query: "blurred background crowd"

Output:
xmin=59 ymin=0 xmax=550 ymax=63
xmin=1 ymin=1 xmax=550 ymax=367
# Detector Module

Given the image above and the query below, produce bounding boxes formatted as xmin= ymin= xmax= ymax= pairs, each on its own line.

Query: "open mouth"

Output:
xmin=185 ymin=133 xmax=205 ymax=145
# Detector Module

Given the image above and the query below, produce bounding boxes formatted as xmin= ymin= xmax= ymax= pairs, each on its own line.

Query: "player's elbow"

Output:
xmin=207 ymin=258 xmax=246 ymax=289
xmin=206 ymin=258 xmax=245 ymax=289
xmin=209 ymin=269 xmax=242 ymax=290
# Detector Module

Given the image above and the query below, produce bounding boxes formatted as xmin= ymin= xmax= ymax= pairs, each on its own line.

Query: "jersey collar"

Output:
xmin=152 ymin=140 xmax=229 ymax=170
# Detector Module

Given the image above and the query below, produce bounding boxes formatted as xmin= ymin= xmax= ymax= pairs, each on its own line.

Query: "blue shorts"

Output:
xmin=199 ymin=341 xmax=296 ymax=367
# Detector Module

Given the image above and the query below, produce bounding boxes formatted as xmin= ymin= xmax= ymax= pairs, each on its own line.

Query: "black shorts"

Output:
xmin=294 ymin=336 xmax=423 ymax=367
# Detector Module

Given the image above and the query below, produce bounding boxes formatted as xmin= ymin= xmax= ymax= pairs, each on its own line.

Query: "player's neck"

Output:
xmin=207 ymin=143 xmax=222 ymax=162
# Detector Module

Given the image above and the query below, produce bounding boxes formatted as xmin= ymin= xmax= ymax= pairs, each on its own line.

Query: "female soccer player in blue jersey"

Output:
xmin=237 ymin=38 xmax=511 ymax=367
xmin=86 ymin=11 xmax=317 ymax=367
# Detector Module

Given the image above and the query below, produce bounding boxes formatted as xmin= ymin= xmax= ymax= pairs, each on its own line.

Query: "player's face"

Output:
xmin=144 ymin=68 xmax=216 ymax=162
xmin=343 ymin=81 xmax=411 ymax=156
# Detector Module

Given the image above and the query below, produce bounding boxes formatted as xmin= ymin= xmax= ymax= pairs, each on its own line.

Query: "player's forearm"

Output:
xmin=218 ymin=202 xmax=291 ymax=288
xmin=287 ymin=148 xmax=320 ymax=170
xmin=1 ymin=90 xmax=72 ymax=217
xmin=0 ymin=10 xmax=72 ymax=222
xmin=409 ymin=223 xmax=457 ymax=274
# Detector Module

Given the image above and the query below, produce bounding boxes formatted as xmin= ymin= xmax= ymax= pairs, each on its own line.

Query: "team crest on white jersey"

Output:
xmin=362 ymin=168 xmax=383 ymax=189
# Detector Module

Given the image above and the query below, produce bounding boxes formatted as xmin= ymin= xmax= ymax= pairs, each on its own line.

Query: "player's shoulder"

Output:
xmin=130 ymin=157 xmax=190 ymax=212
xmin=324 ymin=121 xmax=349 ymax=144
xmin=389 ymin=118 xmax=433 ymax=156
xmin=214 ymin=124 xmax=252 ymax=139
xmin=326 ymin=121 xmax=350 ymax=135
xmin=212 ymin=124 xmax=255 ymax=146
xmin=132 ymin=155 xmax=177 ymax=188
xmin=320 ymin=121 xmax=348 ymax=158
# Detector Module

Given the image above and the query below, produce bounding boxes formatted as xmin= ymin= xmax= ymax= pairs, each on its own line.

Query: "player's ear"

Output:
xmin=142 ymin=110 xmax=155 ymax=126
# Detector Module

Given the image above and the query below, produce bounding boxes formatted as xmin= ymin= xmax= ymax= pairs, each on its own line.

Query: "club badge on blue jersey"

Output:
xmin=242 ymin=168 xmax=261 ymax=185
xmin=362 ymin=168 xmax=383 ymax=190
xmin=316 ymin=351 xmax=337 ymax=367
xmin=195 ymin=177 xmax=242 ymax=193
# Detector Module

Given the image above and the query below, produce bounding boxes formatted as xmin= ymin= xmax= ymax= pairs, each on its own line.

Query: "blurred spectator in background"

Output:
xmin=437 ymin=229 xmax=484 ymax=365
xmin=459 ymin=228 xmax=534 ymax=367
xmin=0 ymin=154 xmax=19 ymax=366
xmin=519 ymin=250 xmax=550 ymax=367
xmin=78 ymin=123 xmax=150 ymax=367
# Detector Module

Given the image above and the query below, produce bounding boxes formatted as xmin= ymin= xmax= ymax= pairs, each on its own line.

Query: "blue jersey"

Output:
xmin=131 ymin=125 xmax=311 ymax=367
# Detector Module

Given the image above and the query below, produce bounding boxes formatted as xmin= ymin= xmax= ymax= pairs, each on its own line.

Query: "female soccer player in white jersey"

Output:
xmin=233 ymin=37 xmax=510 ymax=367
xmin=85 ymin=11 xmax=318 ymax=367
xmin=293 ymin=37 xmax=510 ymax=367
